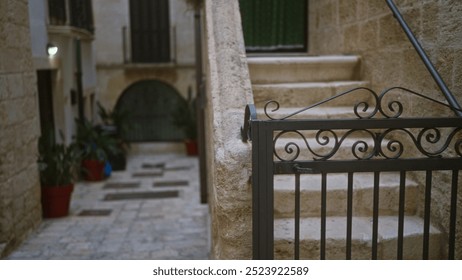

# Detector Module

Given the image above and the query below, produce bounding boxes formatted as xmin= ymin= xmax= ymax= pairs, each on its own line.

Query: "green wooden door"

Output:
xmin=239 ymin=0 xmax=307 ymax=52
xmin=115 ymin=80 xmax=185 ymax=142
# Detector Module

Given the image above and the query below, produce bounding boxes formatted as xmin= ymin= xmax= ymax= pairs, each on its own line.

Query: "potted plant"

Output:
xmin=97 ymin=102 xmax=132 ymax=171
xmin=75 ymin=119 xmax=121 ymax=181
xmin=38 ymin=130 xmax=81 ymax=218
xmin=172 ymin=92 xmax=198 ymax=156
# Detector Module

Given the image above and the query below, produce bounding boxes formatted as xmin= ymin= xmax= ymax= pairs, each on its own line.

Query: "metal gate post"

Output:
xmin=251 ymin=120 xmax=274 ymax=259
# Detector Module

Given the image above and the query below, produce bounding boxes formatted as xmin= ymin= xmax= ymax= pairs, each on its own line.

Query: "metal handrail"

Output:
xmin=385 ymin=0 xmax=462 ymax=117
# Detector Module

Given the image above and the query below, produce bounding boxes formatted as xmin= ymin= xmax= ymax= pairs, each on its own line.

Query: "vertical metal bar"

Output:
xmin=294 ymin=173 xmax=301 ymax=260
xmin=372 ymin=172 xmax=380 ymax=260
xmin=194 ymin=8 xmax=208 ymax=204
xmin=65 ymin=0 xmax=71 ymax=25
xmin=252 ymin=122 xmax=274 ymax=259
xmin=320 ymin=172 xmax=327 ymax=260
xmin=74 ymin=39 xmax=84 ymax=121
xmin=122 ymin=26 xmax=127 ymax=63
xmin=251 ymin=121 xmax=260 ymax=259
xmin=346 ymin=172 xmax=353 ymax=260
xmin=448 ymin=170 xmax=458 ymax=260
xmin=397 ymin=171 xmax=406 ymax=260
xmin=423 ymin=170 xmax=432 ymax=260
xmin=264 ymin=124 xmax=274 ymax=260
xmin=171 ymin=25 xmax=177 ymax=64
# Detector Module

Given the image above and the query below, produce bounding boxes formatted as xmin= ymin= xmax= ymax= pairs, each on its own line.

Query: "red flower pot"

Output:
xmin=185 ymin=140 xmax=198 ymax=156
xmin=41 ymin=184 xmax=74 ymax=218
xmin=82 ymin=159 xmax=105 ymax=181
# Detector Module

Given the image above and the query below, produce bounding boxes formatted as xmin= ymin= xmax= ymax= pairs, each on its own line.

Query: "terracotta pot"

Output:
xmin=41 ymin=184 xmax=74 ymax=218
xmin=82 ymin=159 xmax=105 ymax=181
xmin=185 ymin=139 xmax=198 ymax=156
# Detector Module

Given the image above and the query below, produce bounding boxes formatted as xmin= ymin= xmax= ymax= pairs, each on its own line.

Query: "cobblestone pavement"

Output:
xmin=7 ymin=144 xmax=210 ymax=260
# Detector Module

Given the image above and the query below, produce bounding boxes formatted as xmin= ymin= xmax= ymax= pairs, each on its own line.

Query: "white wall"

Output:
xmin=28 ymin=0 xmax=48 ymax=62
xmin=92 ymin=0 xmax=129 ymax=64
xmin=170 ymin=0 xmax=196 ymax=65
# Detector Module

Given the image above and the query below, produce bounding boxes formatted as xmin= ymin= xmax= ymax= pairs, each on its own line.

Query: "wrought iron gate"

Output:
xmin=242 ymin=88 xmax=462 ymax=259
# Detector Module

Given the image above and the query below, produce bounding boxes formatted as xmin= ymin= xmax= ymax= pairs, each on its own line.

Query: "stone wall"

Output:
xmin=309 ymin=0 xmax=462 ymax=258
xmin=309 ymin=0 xmax=462 ymax=115
xmin=203 ymin=0 xmax=254 ymax=259
xmin=0 ymin=0 xmax=42 ymax=257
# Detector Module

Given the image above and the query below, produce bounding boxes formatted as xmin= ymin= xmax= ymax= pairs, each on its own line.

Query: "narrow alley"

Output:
xmin=7 ymin=144 xmax=210 ymax=260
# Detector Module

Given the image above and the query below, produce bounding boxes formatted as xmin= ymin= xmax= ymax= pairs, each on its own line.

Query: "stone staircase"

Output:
xmin=247 ymin=55 xmax=443 ymax=259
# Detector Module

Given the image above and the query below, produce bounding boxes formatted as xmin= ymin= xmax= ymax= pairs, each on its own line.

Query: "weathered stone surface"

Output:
xmin=247 ymin=56 xmax=360 ymax=84
xmin=274 ymin=216 xmax=442 ymax=260
xmin=253 ymin=81 xmax=370 ymax=108
xmin=274 ymin=173 xmax=419 ymax=218
xmin=0 ymin=0 xmax=41 ymax=258
xmin=204 ymin=0 xmax=253 ymax=259
xmin=7 ymin=150 xmax=210 ymax=260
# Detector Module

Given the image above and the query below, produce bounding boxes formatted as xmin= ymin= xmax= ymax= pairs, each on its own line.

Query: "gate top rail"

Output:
xmin=261 ymin=86 xmax=462 ymax=121
xmin=242 ymin=86 xmax=462 ymax=163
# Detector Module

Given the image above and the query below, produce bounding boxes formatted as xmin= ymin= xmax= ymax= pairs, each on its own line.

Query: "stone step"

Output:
xmin=247 ymin=55 xmax=361 ymax=84
xmin=274 ymin=173 xmax=419 ymax=218
xmin=253 ymin=81 xmax=371 ymax=108
xmin=274 ymin=216 xmax=442 ymax=260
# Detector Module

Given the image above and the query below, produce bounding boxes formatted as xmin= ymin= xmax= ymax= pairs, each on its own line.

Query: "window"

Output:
xmin=129 ymin=0 xmax=171 ymax=63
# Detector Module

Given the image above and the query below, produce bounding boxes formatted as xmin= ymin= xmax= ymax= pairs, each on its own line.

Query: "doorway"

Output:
xmin=239 ymin=0 xmax=308 ymax=53
xmin=37 ymin=70 xmax=56 ymax=140
xmin=115 ymin=80 xmax=184 ymax=142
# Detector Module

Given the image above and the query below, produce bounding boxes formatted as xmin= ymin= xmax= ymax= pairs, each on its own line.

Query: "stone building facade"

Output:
xmin=1 ymin=0 xmax=98 ymax=257
xmin=0 ymin=0 xmax=42 ymax=258
xmin=1 ymin=0 xmax=197 ymax=258
xmin=93 ymin=0 xmax=197 ymax=132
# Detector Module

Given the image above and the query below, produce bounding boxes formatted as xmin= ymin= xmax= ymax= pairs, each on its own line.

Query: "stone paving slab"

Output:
xmin=6 ymin=145 xmax=210 ymax=260
xmin=153 ymin=180 xmax=189 ymax=187
xmin=103 ymin=182 xmax=141 ymax=189
xmin=103 ymin=190 xmax=179 ymax=201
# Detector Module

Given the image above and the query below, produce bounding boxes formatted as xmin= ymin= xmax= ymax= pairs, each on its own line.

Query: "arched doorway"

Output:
xmin=115 ymin=80 xmax=185 ymax=142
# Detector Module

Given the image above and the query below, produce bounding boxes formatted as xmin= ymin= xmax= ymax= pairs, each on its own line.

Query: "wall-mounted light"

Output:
xmin=47 ymin=43 xmax=58 ymax=57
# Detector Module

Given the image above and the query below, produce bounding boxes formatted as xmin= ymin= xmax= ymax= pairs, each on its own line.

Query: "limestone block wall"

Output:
xmin=203 ymin=0 xmax=254 ymax=259
xmin=0 ymin=0 xmax=42 ymax=258
xmin=309 ymin=0 xmax=462 ymax=258
xmin=309 ymin=0 xmax=462 ymax=116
